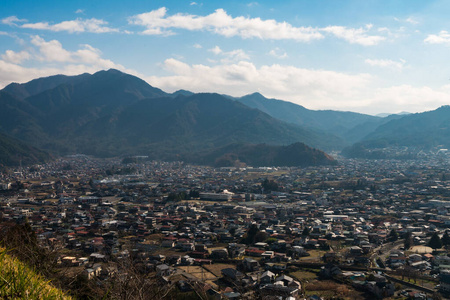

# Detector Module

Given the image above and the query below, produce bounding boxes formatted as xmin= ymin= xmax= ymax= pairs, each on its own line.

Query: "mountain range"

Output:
xmin=0 ymin=69 xmax=449 ymax=166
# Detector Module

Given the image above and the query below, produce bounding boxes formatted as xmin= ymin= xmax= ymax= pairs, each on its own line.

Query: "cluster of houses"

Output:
xmin=1 ymin=155 xmax=450 ymax=298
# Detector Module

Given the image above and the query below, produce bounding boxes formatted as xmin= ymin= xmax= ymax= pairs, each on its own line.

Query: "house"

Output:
xmin=242 ymin=257 xmax=259 ymax=272
xmin=260 ymin=270 xmax=276 ymax=284
xmin=156 ymin=264 xmax=174 ymax=277
xmin=260 ymin=284 xmax=299 ymax=298
xmin=274 ymin=274 xmax=294 ymax=286
xmin=211 ymin=248 xmax=228 ymax=259
xmin=161 ymin=240 xmax=175 ymax=248
xmin=221 ymin=268 xmax=244 ymax=283
xmin=61 ymin=256 xmax=78 ymax=267
xmin=350 ymin=246 xmax=363 ymax=255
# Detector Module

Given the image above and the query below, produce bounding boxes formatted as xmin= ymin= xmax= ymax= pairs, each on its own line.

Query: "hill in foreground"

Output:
xmin=0 ymin=247 xmax=72 ymax=299
xmin=185 ymin=142 xmax=337 ymax=167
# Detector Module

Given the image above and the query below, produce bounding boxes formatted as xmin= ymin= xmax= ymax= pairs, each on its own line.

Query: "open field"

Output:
xmin=304 ymin=280 xmax=367 ymax=300
xmin=298 ymin=249 xmax=327 ymax=261
xmin=290 ymin=269 xmax=319 ymax=282
xmin=203 ymin=263 xmax=236 ymax=277
xmin=177 ymin=266 xmax=217 ymax=281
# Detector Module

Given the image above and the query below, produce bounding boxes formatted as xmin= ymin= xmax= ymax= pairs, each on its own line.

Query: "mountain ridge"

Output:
xmin=0 ymin=69 xmax=341 ymax=167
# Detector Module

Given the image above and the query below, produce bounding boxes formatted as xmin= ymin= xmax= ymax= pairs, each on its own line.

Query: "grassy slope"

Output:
xmin=0 ymin=248 xmax=72 ymax=299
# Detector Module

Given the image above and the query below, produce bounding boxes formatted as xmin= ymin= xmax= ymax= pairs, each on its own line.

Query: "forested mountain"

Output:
xmin=0 ymin=132 xmax=50 ymax=166
xmin=3 ymin=69 xmax=447 ymax=164
xmin=236 ymin=92 xmax=384 ymax=142
xmin=0 ymin=69 xmax=340 ymax=166
xmin=350 ymin=105 xmax=450 ymax=150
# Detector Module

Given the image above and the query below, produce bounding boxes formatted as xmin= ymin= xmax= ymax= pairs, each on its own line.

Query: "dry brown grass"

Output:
xmin=203 ymin=263 xmax=236 ymax=277
xmin=177 ymin=266 xmax=217 ymax=281
xmin=290 ymin=269 xmax=318 ymax=282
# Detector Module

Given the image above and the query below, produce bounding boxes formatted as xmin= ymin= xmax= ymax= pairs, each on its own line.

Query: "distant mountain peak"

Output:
xmin=243 ymin=92 xmax=266 ymax=99
xmin=171 ymin=89 xmax=194 ymax=97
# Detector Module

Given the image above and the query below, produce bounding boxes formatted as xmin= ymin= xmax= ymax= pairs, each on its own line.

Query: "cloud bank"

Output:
xmin=129 ymin=8 xmax=385 ymax=45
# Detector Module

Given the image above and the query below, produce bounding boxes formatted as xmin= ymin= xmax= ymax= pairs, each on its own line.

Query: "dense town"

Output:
xmin=2 ymin=151 xmax=450 ymax=300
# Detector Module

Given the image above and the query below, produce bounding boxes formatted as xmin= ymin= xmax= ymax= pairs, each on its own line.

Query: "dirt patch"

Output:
xmin=305 ymin=280 xmax=366 ymax=299
xmin=290 ymin=269 xmax=318 ymax=282
xmin=410 ymin=246 xmax=433 ymax=254
xmin=203 ymin=264 xmax=236 ymax=277
xmin=178 ymin=266 xmax=217 ymax=281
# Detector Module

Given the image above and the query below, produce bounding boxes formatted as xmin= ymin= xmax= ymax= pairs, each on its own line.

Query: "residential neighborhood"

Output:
xmin=2 ymin=152 xmax=450 ymax=299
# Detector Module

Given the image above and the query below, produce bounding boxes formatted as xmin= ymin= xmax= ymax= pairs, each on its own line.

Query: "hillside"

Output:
xmin=0 ymin=247 xmax=72 ymax=299
xmin=185 ymin=142 xmax=337 ymax=167
xmin=351 ymin=105 xmax=450 ymax=150
xmin=0 ymin=132 xmax=51 ymax=166
xmin=236 ymin=92 xmax=382 ymax=143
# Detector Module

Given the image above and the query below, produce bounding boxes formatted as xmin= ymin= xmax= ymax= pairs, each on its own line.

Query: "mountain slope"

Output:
xmin=0 ymin=132 xmax=51 ymax=166
xmin=186 ymin=142 xmax=337 ymax=167
xmin=0 ymin=70 xmax=343 ymax=161
xmin=2 ymin=73 xmax=91 ymax=100
xmin=346 ymin=105 xmax=450 ymax=151
xmin=61 ymin=93 xmax=345 ymax=157
xmin=236 ymin=92 xmax=381 ymax=142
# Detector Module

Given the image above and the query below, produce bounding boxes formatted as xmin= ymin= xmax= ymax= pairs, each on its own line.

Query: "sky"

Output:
xmin=2 ymin=0 xmax=450 ymax=115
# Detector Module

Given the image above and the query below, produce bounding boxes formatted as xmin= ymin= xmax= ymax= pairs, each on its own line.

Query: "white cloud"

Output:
xmin=405 ymin=17 xmax=419 ymax=25
xmin=193 ymin=43 xmax=202 ymax=49
xmin=75 ymin=9 xmax=85 ymax=14
xmin=395 ymin=16 xmax=419 ymax=25
xmin=365 ymin=58 xmax=405 ymax=70
xmin=144 ymin=58 xmax=450 ymax=114
xmin=129 ymin=8 xmax=386 ymax=45
xmin=363 ymin=85 xmax=450 ymax=114
xmin=29 ymin=36 xmax=125 ymax=69
xmin=0 ymin=36 xmax=140 ymax=88
xmin=269 ymin=48 xmax=288 ymax=59
xmin=31 ymin=35 xmax=73 ymax=62
xmin=146 ymin=58 xmax=370 ymax=108
xmin=321 ymin=25 xmax=385 ymax=46
xmin=247 ymin=2 xmax=259 ymax=7
xmin=209 ymin=46 xmax=222 ymax=55
xmin=208 ymin=46 xmax=250 ymax=63
xmin=424 ymin=30 xmax=450 ymax=44
xmin=21 ymin=18 xmax=118 ymax=33
xmin=2 ymin=16 xmax=27 ymax=26
xmin=1 ymin=50 xmax=31 ymax=64
xmin=129 ymin=7 xmax=324 ymax=42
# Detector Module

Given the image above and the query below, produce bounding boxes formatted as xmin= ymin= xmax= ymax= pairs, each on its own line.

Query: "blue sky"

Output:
xmin=2 ymin=0 xmax=450 ymax=114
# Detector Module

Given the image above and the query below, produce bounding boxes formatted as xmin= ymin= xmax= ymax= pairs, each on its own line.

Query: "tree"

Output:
xmin=242 ymin=224 xmax=260 ymax=245
xmin=404 ymin=232 xmax=413 ymax=250
xmin=388 ymin=229 xmax=398 ymax=242
xmin=302 ymin=226 xmax=310 ymax=237
xmin=429 ymin=232 xmax=443 ymax=250
xmin=261 ymin=178 xmax=279 ymax=193
xmin=254 ymin=231 xmax=268 ymax=243
xmin=442 ymin=231 xmax=450 ymax=249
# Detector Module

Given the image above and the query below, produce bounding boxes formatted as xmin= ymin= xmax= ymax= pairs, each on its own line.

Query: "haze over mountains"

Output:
xmin=1 ymin=69 xmax=449 ymax=166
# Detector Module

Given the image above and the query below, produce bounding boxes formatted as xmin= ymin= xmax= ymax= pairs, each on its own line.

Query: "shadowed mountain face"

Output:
xmin=341 ymin=106 xmax=450 ymax=158
xmin=0 ymin=69 xmax=340 ymax=166
xmin=356 ymin=106 xmax=450 ymax=149
xmin=183 ymin=142 xmax=337 ymax=167
xmin=0 ymin=132 xmax=51 ymax=166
